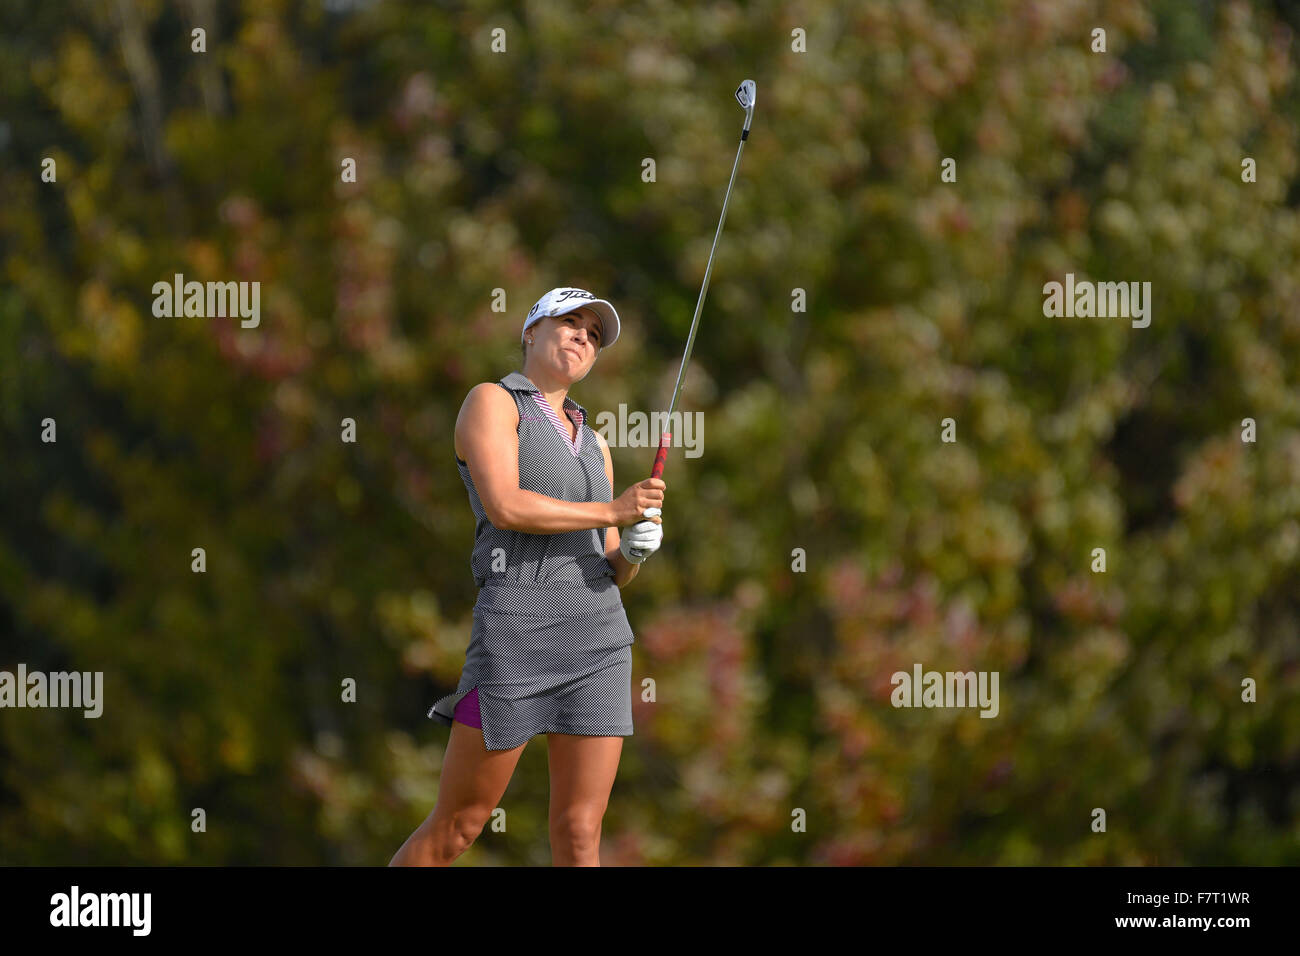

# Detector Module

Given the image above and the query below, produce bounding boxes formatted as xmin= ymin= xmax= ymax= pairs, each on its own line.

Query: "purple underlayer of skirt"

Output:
xmin=453 ymin=686 xmax=482 ymax=729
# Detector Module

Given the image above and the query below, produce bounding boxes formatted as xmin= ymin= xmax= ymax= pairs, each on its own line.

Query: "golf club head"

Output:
xmin=735 ymin=79 xmax=756 ymax=130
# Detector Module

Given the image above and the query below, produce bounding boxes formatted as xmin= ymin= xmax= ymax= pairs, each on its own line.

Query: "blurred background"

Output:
xmin=2 ymin=0 xmax=1299 ymax=865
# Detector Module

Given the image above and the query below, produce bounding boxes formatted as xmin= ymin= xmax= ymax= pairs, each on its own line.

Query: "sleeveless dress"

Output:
xmin=426 ymin=370 xmax=636 ymax=750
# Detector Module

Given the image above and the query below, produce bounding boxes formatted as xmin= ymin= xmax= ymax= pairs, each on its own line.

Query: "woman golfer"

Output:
xmin=390 ymin=287 xmax=666 ymax=867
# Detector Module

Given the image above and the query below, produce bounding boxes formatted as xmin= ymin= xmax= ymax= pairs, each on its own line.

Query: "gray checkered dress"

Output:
xmin=427 ymin=370 xmax=635 ymax=750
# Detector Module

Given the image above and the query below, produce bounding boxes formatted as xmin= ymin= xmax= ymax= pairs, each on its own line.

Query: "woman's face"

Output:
xmin=529 ymin=307 xmax=604 ymax=380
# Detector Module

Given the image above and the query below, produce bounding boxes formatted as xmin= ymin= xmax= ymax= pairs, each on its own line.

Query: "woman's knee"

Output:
xmin=548 ymin=805 xmax=604 ymax=851
xmin=428 ymin=805 xmax=493 ymax=859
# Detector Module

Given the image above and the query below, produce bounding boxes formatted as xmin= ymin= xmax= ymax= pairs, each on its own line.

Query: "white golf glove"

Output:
xmin=620 ymin=507 xmax=663 ymax=564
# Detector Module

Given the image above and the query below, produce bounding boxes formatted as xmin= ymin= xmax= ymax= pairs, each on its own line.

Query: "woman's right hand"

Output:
xmin=612 ymin=478 xmax=666 ymax=527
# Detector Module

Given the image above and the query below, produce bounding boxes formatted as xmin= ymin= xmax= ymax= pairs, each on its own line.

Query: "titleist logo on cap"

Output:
xmin=530 ymin=289 xmax=598 ymax=317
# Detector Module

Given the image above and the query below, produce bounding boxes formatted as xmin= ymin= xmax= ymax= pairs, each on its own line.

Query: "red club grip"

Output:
xmin=649 ymin=431 xmax=671 ymax=480
xmin=627 ymin=432 xmax=671 ymax=559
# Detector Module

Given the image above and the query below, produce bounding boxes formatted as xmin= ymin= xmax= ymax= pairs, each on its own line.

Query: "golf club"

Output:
xmin=627 ymin=79 xmax=756 ymax=558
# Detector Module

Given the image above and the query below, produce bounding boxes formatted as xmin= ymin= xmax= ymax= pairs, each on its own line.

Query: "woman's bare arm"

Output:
xmin=457 ymin=383 xmax=615 ymax=534
xmin=458 ymin=383 xmax=663 ymax=535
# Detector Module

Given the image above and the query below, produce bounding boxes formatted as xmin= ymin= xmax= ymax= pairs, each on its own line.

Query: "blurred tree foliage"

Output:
xmin=1 ymin=0 xmax=1298 ymax=864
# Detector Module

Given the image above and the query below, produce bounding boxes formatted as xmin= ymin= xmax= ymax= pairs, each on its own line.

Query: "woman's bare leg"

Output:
xmin=389 ymin=720 xmax=527 ymax=866
xmin=546 ymin=734 xmax=624 ymax=867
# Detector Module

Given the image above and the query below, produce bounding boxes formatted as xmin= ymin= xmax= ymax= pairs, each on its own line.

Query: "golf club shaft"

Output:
xmin=650 ymin=128 xmax=748 ymax=480
xmin=628 ymin=106 xmax=752 ymax=559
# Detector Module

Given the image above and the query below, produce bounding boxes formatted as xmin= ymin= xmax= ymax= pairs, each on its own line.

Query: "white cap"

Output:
xmin=522 ymin=287 xmax=621 ymax=349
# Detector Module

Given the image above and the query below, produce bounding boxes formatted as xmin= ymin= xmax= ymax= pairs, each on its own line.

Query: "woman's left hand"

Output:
xmin=620 ymin=508 xmax=663 ymax=563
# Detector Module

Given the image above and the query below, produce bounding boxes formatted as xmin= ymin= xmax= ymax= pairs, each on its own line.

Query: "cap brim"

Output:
xmin=557 ymin=300 xmax=620 ymax=348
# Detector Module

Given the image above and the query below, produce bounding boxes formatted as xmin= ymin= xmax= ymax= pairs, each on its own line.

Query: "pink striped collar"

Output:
xmin=501 ymin=371 xmax=588 ymax=456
